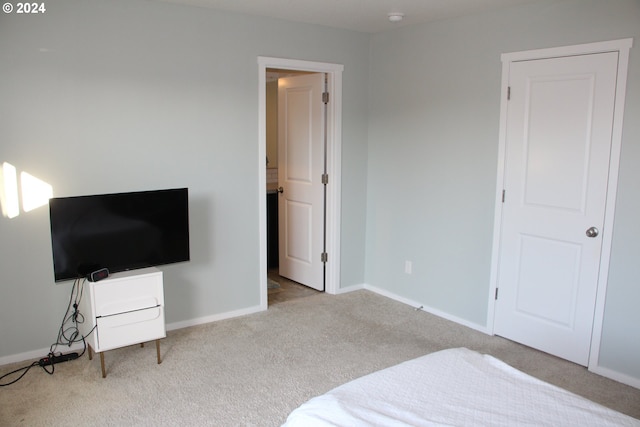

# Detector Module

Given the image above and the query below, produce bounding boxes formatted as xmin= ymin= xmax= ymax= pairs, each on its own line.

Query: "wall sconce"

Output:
xmin=388 ymin=13 xmax=404 ymax=23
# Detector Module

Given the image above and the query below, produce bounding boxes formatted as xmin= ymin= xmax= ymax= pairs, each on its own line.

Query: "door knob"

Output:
xmin=586 ymin=226 xmax=599 ymax=238
xmin=277 ymin=186 xmax=284 ymax=194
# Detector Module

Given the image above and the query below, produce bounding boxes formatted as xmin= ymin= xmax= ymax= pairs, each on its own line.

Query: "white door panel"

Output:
xmin=278 ymin=73 xmax=325 ymax=291
xmin=514 ymin=235 xmax=581 ymax=328
xmin=284 ymin=200 xmax=312 ymax=264
xmin=495 ymin=52 xmax=618 ymax=366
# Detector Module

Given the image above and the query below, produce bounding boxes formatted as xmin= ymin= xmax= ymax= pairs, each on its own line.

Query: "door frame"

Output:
xmin=488 ymin=39 xmax=632 ymax=372
xmin=257 ymin=56 xmax=344 ymax=309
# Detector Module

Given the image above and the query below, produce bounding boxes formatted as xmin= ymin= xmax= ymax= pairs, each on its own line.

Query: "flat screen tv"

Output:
xmin=48 ymin=188 xmax=190 ymax=282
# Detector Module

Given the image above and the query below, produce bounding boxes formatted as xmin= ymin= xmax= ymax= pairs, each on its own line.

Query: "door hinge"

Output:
xmin=495 ymin=288 xmax=499 ymax=300
xmin=502 ymin=189 xmax=506 ymax=203
xmin=322 ymin=92 xmax=329 ymax=104
xmin=321 ymin=252 xmax=328 ymax=263
xmin=507 ymin=86 xmax=511 ymax=100
xmin=322 ymin=173 xmax=329 ymax=185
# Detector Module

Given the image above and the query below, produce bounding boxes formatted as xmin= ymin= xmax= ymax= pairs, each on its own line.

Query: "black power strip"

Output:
xmin=38 ymin=352 xmax=79 ymax=367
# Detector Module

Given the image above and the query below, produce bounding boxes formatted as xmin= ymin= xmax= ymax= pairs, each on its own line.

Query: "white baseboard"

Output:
xmin=363 ymin=283 xmax=491 ymax=335
xmin=5 ymin=290 xmax=638 ymax=391
xmin=362 ymin=284 xmax=640 ymax=389
xmin=166 ymin=304 xmax=265 ymax=332
xmin=0 ymin=343 xmax=86 ymax=367
xmin=334 ymin=283 xmax=365 ymax=294
xmin=590 ymin=364 xmax=640 ymax=389
xmin=0 ymin=306 xmax=266 ymax=367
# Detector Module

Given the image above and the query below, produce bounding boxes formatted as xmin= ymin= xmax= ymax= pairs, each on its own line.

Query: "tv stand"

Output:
xmin=78 ymin=267 xmax=165 ymax=378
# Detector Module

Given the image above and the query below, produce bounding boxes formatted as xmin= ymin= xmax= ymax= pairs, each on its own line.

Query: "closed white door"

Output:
xmin=277 ymin=73 xmax=325 ymax=291
xmin=494 ymin=52 xmax=619 ymax=366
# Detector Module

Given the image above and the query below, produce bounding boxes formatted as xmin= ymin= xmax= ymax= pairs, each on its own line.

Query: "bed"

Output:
xmin=283 ymin=347 xmax=639 ymax=426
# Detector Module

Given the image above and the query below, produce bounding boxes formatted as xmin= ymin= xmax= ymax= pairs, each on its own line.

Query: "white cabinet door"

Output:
xmin=494 ymin=52 xmax=618 ymax=366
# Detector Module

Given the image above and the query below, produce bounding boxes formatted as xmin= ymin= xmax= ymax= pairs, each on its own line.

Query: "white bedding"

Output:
xmin=283 ymin=348 xmax=639 ymax=426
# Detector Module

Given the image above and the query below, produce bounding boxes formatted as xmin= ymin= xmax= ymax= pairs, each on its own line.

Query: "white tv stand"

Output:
xmin=78 ymin=267 xmax=165 ymax=378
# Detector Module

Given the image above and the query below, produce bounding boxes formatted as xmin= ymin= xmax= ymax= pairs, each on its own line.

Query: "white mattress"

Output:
xmin=283 ymin=347 xmax=639 ymax=426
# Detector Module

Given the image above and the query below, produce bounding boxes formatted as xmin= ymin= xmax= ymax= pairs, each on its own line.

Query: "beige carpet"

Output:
xmin=1 ymin=290 xmax=638 ymax=426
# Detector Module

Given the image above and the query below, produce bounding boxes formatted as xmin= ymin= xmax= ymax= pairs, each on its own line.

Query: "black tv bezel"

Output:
xmin=48 ymin=187 xmax=190 ymax=282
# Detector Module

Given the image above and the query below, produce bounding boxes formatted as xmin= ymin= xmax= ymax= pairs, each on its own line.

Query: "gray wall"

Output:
xmin=366 ymin=0 xmax=640 ymax=380
xmin=0 ymin=0 xmax=369 ymax=358
xmin=1 ymin=0 xmax=638 ymax=384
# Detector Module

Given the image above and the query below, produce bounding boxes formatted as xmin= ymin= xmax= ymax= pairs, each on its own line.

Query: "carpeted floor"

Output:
xmin=1 ymin=290 xmax=638 ymax=426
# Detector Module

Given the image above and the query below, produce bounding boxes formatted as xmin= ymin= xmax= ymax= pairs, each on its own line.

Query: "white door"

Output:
xmin=494 ymin=52 xmax=619 ymax=366
xmin=277 ymin=73 xmax=325 ymax=291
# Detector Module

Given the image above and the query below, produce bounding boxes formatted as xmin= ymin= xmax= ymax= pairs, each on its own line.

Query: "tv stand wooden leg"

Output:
xmin=100 ymin=352 xmax=106 ymax=378
xmin=156 ymin=339 xmax=162 ymax=364
xmin=88 ymin=345 xmax=93 ymax=361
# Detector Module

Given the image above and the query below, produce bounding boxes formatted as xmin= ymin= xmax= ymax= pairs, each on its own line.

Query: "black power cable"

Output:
xmin=0 ymin=277 xmax=95 ymax=387
xmin=49 ymin=277 xmax=88 ymax=357
xmin=0 ymin=361 xmax=40 ymax=387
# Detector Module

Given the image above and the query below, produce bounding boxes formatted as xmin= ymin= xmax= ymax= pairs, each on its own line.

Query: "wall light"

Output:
xmin=0 ymin=162 xmax=54 ymax=218
xmin=388 ymin=13 xmax=404 ymax=23
xmin=21 ymin=171 xmax=53 ymax=213
xmin=1 ymin=162 xmax=20 ymax=219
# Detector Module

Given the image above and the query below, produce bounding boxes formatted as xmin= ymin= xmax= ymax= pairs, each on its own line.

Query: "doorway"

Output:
xmin=257 ymin=57 xmax=344 ymax=310
xmin=489 ymin=39 xmax=632 ymax=369
xmin=266 ymin=69 xmax=324 ymax=304
xmin=275 ymin=72 xmax=326 ymax=292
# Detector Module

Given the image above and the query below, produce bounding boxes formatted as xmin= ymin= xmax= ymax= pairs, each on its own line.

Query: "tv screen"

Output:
xmin=48 ymin=188 xmax=190 ymax=282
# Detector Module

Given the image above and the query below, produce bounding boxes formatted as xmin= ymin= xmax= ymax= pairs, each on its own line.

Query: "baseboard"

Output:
xmin=0 ymin=305 xmax=265 ymax=367
xmin=4 ymin=291 xmax=638 ymax=390
xmin=334 ymin=283 xmax=365 ymax=294
xmin=363 ymin=283 xmax=491 ymax=335
xmin=0 ymin=343 xmax=85 ymax=367
xmin=590 ymin=364 xmax=640 ymax=389
xmin=166 ymin=304 xmax=265 ymax=332
xmin=361 ymin=285 xmax=640 ymax=389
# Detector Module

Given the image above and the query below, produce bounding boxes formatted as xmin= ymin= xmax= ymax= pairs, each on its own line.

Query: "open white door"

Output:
xmin=494 ymin=51 xmax=620 ymax=366
xmin=277 ymin=73 xmax=326 ymax=291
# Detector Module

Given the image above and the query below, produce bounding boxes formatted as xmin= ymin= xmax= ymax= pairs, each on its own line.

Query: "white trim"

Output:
xmin=335 ymin=283 xmax=365 ymax=294
xmin=166 ymin=305 xmax=264 ymax=331
xmin=588 ymin=39 xmax=632 ymax=374
xmin=0 ymin=303 xmax=257 ymax=366
xmin=257 ymin=57 xmax=344 ymax=310
xmin=590 ymin=365 xmax=640 ymax=390
xmin=501 ymin=38 xmax=632 ymax=63
xmin=489 ymin=39 xmax=633 ymax=375
xmin=364 ymin=284 xmax=491 ymax=335
xmin=0 ymin=304 xmax=261 ymax=366
xmin=486 ymin=58 xmax=512 ymax=336
xmin=0 ymin=344 xmax=85 ymax=366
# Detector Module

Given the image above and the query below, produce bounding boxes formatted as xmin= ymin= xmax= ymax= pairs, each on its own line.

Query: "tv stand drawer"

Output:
xmin=93 ymin=268 xmax=163 ymax=317
xmin=96 ymin=306 xmax=165 ymax=351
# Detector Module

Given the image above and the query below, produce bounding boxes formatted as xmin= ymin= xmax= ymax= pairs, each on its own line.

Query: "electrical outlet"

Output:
xmin=404 ymin=260 xmax=412 ymax=275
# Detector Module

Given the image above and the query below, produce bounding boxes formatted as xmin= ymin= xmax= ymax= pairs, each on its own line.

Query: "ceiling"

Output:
xmin=155 ymin=0 xmax=553 ymax=33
